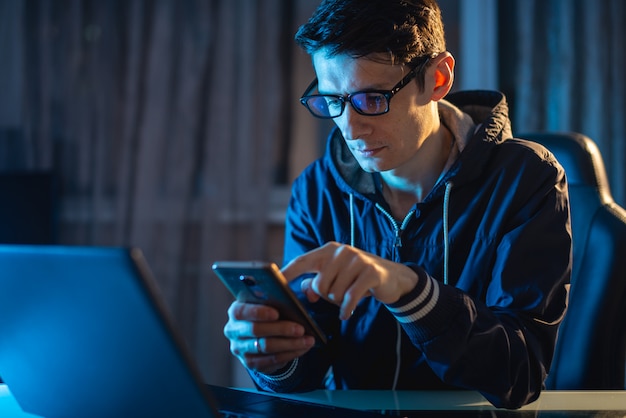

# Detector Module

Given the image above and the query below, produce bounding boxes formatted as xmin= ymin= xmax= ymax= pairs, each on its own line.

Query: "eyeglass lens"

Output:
xmin=305 ymin=92 xmax=389 ymax=118
xmin=301 ymin=54 xmax=434 ymax=119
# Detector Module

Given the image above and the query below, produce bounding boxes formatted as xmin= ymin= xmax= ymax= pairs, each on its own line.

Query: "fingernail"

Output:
xmin=340 ymin=310 xmax=353 ymax=321
xmin=339 ymin=311 xmax=354 ymax=321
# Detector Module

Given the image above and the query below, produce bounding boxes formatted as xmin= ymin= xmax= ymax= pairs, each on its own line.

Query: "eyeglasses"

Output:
xmin=299 ymin=56 xmax=432 ymax=119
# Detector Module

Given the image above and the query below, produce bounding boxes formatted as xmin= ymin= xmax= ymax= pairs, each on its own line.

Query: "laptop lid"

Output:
xmin=0 ymin=244 xmax=220 ymax=418
xmin=0 ymin=245 xmax=389 ymax=418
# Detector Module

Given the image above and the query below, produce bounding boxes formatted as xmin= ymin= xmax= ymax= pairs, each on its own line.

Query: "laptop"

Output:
xmin=0 ymin=244 xmax=384 ymax=418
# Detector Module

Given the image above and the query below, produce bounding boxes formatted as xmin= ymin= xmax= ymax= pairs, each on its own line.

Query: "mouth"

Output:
xmin=353 ymin=145 xmax=386 ymax=158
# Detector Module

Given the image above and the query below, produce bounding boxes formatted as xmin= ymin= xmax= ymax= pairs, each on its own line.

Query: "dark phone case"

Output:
xmin=212 ymin=261 xmax=327 ymax=345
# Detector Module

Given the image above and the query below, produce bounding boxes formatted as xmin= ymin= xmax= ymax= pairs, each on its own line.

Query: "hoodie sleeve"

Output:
xmin=387 ymin=141 xmax=572 ymax=409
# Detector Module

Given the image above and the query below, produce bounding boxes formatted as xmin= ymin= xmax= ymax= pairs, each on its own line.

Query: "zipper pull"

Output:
xmin=394 ymin=231 xmax=403 ymax=248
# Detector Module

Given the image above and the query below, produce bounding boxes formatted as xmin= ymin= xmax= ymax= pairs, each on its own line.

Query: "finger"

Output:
xmin=322 ymin=252 xmax=360 ymax=304
xmin=252 ymin=335 xmax=315 ymax=357
xmin=285 ymin=242 xmax=350 ymax=300
xmin=321 ymin=256 xmax=378 ymax=318
xmin=281 ymin=241 xmax=343 ymax=281
xmin=224 ymin=317 xmax=307 ymax=342
xmin=340 ymin=284 xmax=373 ymax=320
xmin=301 ymin=278 xmax=321 ymax=303
xmin=227 ymin=301 xmax=279 ymax=322
xmin=281 ymin=255 xmax=320 ymax=282
xmin=313 ymin=244 xmax=364 ymax=303
xmin=234 ymin=335 xmax=315 ymax=370
xmin=311 ymin=262 xmax=341 ymax=301
xmin=283 ymin=243 xmax=370 ymax=309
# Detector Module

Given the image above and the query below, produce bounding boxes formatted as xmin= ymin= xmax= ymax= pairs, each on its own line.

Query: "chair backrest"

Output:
xmin=518 ymin=132 xmax=626 ymax=390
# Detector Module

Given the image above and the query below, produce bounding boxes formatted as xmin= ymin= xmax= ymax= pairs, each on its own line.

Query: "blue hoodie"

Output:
xmin=252 ymin=90 xmax=572 ymax=409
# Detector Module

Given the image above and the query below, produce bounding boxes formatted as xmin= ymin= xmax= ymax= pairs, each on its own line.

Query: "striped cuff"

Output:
xmin=255 ymin=358 xmax=299 ymax=383
xmin=386 ymin=275 xmax=440 ymax=323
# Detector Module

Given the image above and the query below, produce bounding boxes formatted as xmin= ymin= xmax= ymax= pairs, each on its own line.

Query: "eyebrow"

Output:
xmin=316 ymin=79 xmax=395 ymax=95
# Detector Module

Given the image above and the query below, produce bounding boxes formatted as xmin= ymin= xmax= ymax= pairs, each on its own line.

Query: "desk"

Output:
xmin=2 ymin=383 xmax=626 ymax=417
xmin=268 ymin=389 xmax=626 ymax=416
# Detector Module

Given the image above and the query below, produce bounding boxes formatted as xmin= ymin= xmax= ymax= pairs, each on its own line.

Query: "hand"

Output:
xmin=223 ymin=301 xmax=315 ymax=374
xmin=281 ymin=242 xmax=419 ymax=320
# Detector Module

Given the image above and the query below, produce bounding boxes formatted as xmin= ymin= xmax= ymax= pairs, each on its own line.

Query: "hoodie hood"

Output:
xmin=326 ymin=90 xmax=512 ymax=200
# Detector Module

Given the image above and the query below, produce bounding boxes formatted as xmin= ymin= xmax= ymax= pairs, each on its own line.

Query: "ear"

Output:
xmin=429 ymin=52 xmax=455 ymax=101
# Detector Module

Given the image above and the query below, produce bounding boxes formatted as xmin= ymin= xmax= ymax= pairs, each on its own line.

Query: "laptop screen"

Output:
xmin=0 ymin=245 xmax=218 ymax=418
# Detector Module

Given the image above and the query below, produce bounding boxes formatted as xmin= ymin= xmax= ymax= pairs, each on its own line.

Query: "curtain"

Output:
xmin=499 ymin=0 xmax=626 ymax=206
xmin=0 ymin=0 xmax=322 ymax=387
xmin=3 ymin=0 xmax=625 ymax=389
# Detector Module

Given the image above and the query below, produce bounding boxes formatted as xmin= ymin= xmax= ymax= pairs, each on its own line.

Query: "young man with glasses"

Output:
xmin=224 ymin=0 xmax=571 ymax=409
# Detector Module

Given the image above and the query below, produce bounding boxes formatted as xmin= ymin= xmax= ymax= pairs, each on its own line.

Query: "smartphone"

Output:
xmin=211 ymin=261 xmax=327 ymax=345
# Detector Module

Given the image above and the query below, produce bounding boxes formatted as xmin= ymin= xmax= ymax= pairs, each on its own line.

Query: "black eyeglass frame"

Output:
xmin=299 ymin=55 xmax=433 ymax=119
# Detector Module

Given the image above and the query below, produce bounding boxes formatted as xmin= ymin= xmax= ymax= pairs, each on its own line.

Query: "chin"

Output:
xmin=357 ymin=164 xmax=382 ymax=174
xmin=356 ymin=159 xmax=387 ymax=173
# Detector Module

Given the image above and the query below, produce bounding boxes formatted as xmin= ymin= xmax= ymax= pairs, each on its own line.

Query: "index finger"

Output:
xmin=281 ymin=241 xmax=351 ymax=281
xmin=281 ymin=245 xmax=333 ymax=281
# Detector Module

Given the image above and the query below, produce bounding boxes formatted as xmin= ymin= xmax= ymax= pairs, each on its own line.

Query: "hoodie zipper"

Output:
xmin=375 ymin=203 xmax=415 ymax=262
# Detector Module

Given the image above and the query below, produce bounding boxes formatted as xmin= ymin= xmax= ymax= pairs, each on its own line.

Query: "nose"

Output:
xmin=335 ymin=104 xmax=372 ymax=140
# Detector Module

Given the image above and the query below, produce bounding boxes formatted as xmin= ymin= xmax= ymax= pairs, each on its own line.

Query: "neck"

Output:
xmin=381 ymin=125 xmax=453 ymax=217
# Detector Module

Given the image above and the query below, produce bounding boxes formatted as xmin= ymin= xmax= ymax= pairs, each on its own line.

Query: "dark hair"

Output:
xmin=295 ymin=0 xmax=446 ymax=66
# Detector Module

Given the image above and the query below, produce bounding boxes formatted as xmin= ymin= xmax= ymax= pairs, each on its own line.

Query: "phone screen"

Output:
xmin=212 ymin=261 xmax=327 ymax=345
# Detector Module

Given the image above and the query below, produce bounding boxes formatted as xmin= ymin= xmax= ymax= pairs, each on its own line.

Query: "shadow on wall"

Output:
xmin=0 ymin=171 xmax=58 ymax=245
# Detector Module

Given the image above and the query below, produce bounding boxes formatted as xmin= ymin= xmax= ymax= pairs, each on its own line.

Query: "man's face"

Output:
xmin=312 ymin=52 xmax=437 ymax=174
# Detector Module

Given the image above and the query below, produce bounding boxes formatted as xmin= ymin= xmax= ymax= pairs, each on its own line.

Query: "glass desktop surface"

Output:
xmin=241 ymin=388 xmax=626 ymax=417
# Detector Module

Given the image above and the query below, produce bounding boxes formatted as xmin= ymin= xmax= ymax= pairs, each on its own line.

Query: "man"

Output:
xmin=224 ymin=0 xmax=571 ymax=409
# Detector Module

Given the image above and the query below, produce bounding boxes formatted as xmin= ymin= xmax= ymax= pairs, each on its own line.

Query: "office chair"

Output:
xmin=518 ymin=132 xmax=626 ymax=390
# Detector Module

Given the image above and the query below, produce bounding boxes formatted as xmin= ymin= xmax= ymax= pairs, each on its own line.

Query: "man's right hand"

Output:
xmin=223 ymin=301 xmax=316 ymax=374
